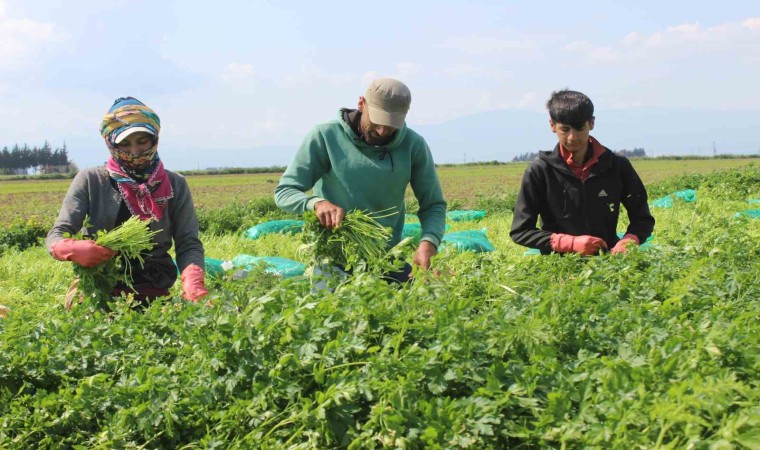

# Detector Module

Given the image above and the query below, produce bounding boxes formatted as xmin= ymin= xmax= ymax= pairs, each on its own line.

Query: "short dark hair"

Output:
xmin=546 ymin=89 xmax=594 ymax=130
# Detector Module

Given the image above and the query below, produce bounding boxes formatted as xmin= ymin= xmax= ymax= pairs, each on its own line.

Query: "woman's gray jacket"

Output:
xmin=46 ymin=166 xmax=204 ymax=289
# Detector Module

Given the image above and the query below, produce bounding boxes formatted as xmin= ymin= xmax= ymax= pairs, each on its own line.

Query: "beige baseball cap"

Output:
xmin=364 ymin=78 xmax=411 ymax=129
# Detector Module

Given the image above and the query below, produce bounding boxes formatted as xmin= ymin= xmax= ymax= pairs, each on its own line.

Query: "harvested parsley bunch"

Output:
xmin=299 ymin=208 xmax=397 ymax=271
xmin=67 ymin=216 xmax=160 ymax=309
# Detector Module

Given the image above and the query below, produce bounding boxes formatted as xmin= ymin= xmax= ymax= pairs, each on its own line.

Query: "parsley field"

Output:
xmin=0 ymin=166 xmax=758 ymax=448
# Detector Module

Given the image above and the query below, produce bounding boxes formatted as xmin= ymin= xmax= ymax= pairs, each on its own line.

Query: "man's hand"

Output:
xmin=413 ymin=240 xmax=437 ymax=270
xmin=550 ymin=233 xmax=608 ymax=256
xmin=611 ymin=233 xmax=640 ymax=255
xmin=314 ymin=200 xmax=345 ymax=229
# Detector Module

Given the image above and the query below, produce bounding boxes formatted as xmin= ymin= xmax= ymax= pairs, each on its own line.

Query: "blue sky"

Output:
xmin=0 ymin=0 xmax=758 ymax=169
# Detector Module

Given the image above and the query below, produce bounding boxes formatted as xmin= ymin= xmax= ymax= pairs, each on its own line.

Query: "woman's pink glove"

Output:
xmin=181 ymin=264 xmax=208 ymax=302
xmin=550 ymin=233 xmax=608 ymax=256
xmin=51 ymin=238 xmax=116 ymax=268
xmin=611 ymin=233 xmax=640 ymax=255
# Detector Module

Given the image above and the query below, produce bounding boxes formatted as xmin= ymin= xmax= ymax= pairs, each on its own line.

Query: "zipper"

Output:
xmin=581 ymin=179 xmax=590 ymax=232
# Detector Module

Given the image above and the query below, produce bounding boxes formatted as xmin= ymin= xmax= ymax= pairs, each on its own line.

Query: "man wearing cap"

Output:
xmin=275 ymin=78 xmax=447 ymax=280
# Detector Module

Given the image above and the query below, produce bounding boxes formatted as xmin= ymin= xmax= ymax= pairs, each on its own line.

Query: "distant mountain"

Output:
xmin=414 ymin=108 xmax=760 ymax=163
xmin=65 ymin=108 xmax=760 ymax=170
xmin=159 ymin=144 xmax=297 ymax=171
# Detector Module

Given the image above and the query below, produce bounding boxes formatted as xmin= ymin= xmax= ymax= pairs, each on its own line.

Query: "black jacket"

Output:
xmin=510 ymin=144 xmax=655 ymax=253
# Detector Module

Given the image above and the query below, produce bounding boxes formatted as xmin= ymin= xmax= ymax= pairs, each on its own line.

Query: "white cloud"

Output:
xmin=0 ymin=3 xmax=62 ymax=63
xmin=360 ymin=70 xmax=378 ymax=86
xmin=278 ymin=64 xmax=356 ymax=88
xmin=565 ymin=17 xmax=759 ymax=66
xmin=564 ymin=41 xmax=592 ymax=52
xmin=440 ymin=64 xmax=512 ymax=81
xmin=248 ymin=110 xmax=284 ymax=137
xmin=395 ymin=62 xmax=420 ymax=78
xmin=494 ymin=92 xmax=538 ymax=110
xmin=588 ymin=46 xmax=618 ymax=62
xmin=221 ymin=62 xmax=256 ymax=82
xmin=623 ymin=32 xmax=640 ymax=44
xmin=742 ymin=17 xmax=760 ymax=30
xmin=443 ymin=35 xmax=540 ymax=60
xmin=565 ymin=40 xmax=618 ymax=61
xmin=667 ymin=22 xmax=700 ymax=34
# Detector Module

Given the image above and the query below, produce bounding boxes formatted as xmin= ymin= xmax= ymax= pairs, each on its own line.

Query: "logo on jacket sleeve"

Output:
xmin=598 ymin=189 xmax=608 ymax=197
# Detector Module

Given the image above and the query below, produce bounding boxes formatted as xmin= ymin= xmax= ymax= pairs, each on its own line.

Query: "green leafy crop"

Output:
xmin=69 ymin=216 xmax=160 ymax=308
xmin=299 ymin=208 xmax=397 ymax=271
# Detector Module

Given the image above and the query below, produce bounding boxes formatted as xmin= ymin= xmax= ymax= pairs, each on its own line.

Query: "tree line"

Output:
xmin=0 ymin=142 xmax=73 ymax=175
xmin=512 ymin=147 xmax=647 ymax=162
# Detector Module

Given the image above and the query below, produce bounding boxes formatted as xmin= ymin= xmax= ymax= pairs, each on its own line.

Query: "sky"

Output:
xmin=0 ymin=0 xmax=758 ymax=170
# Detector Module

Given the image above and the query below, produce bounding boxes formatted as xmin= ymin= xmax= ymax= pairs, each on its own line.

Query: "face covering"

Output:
xmin=100 ymin=97 xmax=173 ymax=220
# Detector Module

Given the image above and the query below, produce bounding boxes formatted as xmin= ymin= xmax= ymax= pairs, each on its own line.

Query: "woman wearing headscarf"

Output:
xmin=46 ymin=97 xmax=208 ymax=304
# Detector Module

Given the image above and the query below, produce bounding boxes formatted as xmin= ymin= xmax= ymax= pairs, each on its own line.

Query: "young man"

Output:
xmin=275 ymin=78 xmax=447 ymax=280
xmin=510 ymin=89 xmax=655 ymax=255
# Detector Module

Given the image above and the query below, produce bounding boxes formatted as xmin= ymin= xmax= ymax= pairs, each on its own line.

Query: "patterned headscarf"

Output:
xmin=100 ymin=97 xmax=174 ymax=221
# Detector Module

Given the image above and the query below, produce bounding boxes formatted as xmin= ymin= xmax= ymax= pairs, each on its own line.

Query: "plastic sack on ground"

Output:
xmin=615 ymin=232 xmax=654 ymax=251
xmin=244 ymin=219 xmax=303 ymax=240
xmin=735 ymin=209 xmax=760 ymax=219
xmin=650 ymin=189 xmax=697 ymax=208
xmin=748 ymin=199 xmax=760 ymax=204
xmin=439 ymin=229 xmax=495 ymax=253
xmin=204 ymin=257 xmax=228 ymax=279
xmin=174 ymin=257 xmax=231 ymax=279
xmin=446 ymin=210 xmax=487 ymax=222
xmin=617 ymin=232 xmax=654 ymax=244
xmin=674 ymin=189 xmax=697 ymax=202
xmin=402 ymin=223 xmax=451 ymax=243
xmin=232 ymin=254 xmax=305 ymax=278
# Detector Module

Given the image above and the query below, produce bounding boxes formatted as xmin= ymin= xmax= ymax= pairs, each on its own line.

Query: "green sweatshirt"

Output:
xmin=275 ymin=110 xmax=447 ymax=247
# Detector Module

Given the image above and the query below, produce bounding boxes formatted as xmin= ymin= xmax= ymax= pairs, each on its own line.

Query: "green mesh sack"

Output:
xmin=617 ymin=232 xmax=654 ymax=244
xmin=651 ymin=195 xmax=674 ymax=208
xmin=402 ymin=223 xmax=450 ymax=243
xmin=446 ymin=210 xmax=487 ymax=222
xmin=651 ymin=189 xmax=697 ymax=208
xmin=439 ymin=229 xmax=495 ymax=253
xmin=674 ymin=189 xmax=697 ymax=202
xmin=174 ymin=257 xmax=229 ymax=279
xmin=232 ymin=254 xmax=305 ymax=278
xmin=204 ymin=257 xmax=227 ymax=279
xmin=244 ymin=219 xmax=303 ymax=240
xmin=735 ymin=209 xmax=760 ymax=219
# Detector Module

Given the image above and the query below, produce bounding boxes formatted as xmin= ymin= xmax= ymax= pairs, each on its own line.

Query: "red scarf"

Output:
xmin=106 ymin=158 xmax=174 ymax=221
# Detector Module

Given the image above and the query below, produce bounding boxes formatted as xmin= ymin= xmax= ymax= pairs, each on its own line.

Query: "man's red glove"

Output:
xmin=181 ymin=264 xmax=208 ymax=302
xmin=50 ymin=238 xmax=116 ymax=268
xmin=610 ymin=233 xmax=640 ymax=255
xmin=550 ymin=233 xmax=608 ymax=256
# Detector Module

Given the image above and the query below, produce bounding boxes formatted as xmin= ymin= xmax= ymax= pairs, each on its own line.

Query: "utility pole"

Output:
xmin=712 ymin=141 xmax=716 ymax=157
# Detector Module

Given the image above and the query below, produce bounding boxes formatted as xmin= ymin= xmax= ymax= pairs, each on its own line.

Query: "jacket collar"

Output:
xmin=337 ymin=109 xmax=407 ymax=151
xmin=539 ymin=138 xmax=613 ymax=178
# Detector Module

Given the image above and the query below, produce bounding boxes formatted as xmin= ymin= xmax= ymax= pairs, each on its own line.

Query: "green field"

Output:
xmin=0 ymin=161 xmax=758 ymax=448
xmin=1 ymin=158 xmax=758 ymax=225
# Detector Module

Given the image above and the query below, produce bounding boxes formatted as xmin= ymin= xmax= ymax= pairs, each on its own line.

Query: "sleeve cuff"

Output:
xmin=306 ymin=197 xmax=326 ymax=211
xmin=420 ymin=235 xmax=440 ymax=248
xmin=622 ymin=233 xmax=640 ymax=245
